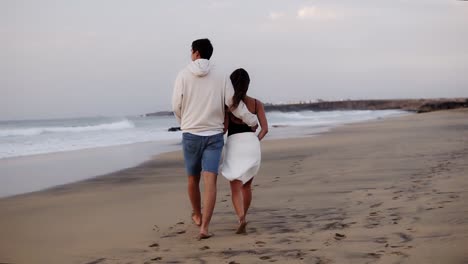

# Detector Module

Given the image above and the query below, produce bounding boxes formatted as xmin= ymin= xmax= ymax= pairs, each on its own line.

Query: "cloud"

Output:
xmin=269 ymin=11 xmax=286 ymax=20
xmin=208 ymin=1 xmax=233 ymax=9
xmin=297 ymin=6 xmax=338 ymax=20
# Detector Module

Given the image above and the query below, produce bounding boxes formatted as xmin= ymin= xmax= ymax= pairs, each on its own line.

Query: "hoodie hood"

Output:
xmin=187 ymin=59 xmax=212 ymax=77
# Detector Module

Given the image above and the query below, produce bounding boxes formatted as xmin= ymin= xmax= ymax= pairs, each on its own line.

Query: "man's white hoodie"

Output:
xmin=172 ymin=59 xmax=258 ymax=134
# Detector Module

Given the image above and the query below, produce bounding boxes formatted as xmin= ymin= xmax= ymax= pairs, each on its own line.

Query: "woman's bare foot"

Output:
xmin=191 ymin=212 xmax=202 ymax=226
xmin=197 ymin=232 xmax=213 ymax=240
xmin=236 ymin=220 xmax=247 ymax=234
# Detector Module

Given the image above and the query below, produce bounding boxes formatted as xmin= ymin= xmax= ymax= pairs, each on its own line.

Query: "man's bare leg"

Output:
xmin=188 ymin=175 xmax=202 ymax=226
xmin=199 ymin=171 xmax=217 ymax=237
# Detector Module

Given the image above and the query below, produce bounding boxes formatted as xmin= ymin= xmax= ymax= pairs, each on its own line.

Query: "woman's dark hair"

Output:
xmin=230 ymin=68 xmax=250 ymax=110
xmin=192 ymin=38 xmax=213 ymax=59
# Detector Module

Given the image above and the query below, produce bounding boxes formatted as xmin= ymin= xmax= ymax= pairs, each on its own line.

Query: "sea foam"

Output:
xmin=0 ymin=119 xmax=135 ymax=137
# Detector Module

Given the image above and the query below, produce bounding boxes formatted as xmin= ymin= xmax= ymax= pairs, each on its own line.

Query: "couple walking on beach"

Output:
xmin=172 ymin=38 xmax=269 ymax=240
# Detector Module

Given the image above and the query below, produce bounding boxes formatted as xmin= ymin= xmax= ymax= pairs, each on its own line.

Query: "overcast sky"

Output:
xmin=2 ymin=0 xmax=467 ymax=120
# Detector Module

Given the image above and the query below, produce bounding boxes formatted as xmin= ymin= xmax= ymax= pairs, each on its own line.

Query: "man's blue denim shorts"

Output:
xmin=182 ymin=132 xmax=224 ymax=176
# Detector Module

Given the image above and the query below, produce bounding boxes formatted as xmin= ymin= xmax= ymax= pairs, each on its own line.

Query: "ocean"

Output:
xmin=0 ymin=110 xmax=408 ymax=197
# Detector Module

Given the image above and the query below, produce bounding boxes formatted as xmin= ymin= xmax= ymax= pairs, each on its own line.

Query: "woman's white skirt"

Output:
xmin=221 ymin=132 xmax=261 ymax=184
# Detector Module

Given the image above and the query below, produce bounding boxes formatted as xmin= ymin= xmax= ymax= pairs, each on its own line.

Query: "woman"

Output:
xmin=221 ymin=68 xmax=268 ymax=234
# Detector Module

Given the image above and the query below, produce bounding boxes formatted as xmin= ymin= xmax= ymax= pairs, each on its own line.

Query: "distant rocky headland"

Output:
xmin=263 ymin=98 xmax=468 ymax=113
xmin=145 ymin=98 xmax=468 ymax=117
xmin=145 ymin=111 xmax=174 ymax=117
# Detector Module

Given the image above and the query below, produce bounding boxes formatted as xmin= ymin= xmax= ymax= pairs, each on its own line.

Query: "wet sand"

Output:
xmin=0 ymin=109 xmax=467 ymax=264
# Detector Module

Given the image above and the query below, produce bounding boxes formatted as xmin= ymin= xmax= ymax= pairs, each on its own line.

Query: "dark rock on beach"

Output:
xmin=168 ymin=127 xmax=181 ymax=132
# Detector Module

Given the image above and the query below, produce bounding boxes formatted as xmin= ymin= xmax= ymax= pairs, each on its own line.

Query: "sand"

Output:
xmin=0 ymin=109 xmax=467 ymax=264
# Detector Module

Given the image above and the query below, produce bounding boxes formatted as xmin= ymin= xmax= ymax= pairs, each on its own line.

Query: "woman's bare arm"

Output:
xmin=223 ymin=108 xmax=229 ymax=134
xmin=255 ymin=100 xmax=269 ymax=141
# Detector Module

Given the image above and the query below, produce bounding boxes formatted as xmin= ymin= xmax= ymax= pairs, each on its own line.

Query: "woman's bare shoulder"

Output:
xmin=249 ymin=97 xmax=265 ymax=109
xmin=245 ymin=96 xmax=263 ymax=104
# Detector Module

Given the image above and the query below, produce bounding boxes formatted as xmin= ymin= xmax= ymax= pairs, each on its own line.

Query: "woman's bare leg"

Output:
xmin=230 ymin=180 xmax=247 ymax=233
xmin=242 ymin=178 xmax=253 ymax=216
xmin=230 ymin=180 xmax=245 ymax=221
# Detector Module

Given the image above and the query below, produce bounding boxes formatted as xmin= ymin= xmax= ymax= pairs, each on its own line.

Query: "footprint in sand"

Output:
xmin=396 ymin=232 xmax=413 ymax=243
xmin=291 ymin=214 xmax=307 ymax=219
xmin=160 ymin=229 xmax=186 ymax=238
xmin=199 ymin=246 xmax=210 ymax=250
xmin=389 ymin=213 xmax=402 ymax=222
xmin=321 ymin=221 xmax=349 ymax=230
xmin=414 ymin=215 xmax=421 ymax=221
xmin=85 ymin=258 xmax=106 ymax=264
xmin=374 ymin=237 xmax=388 ymax=244
xmin=366 ymin=253 xmax=382 ymax=259
xmin=390 ymin=245 xmax=404 ymax=249
xmin=334 ymin=233 xmax=346 ymax=240
xmin=365 ymin=211 xmax=384 ymax=228
xmin=390 ymin=251 xmax=409 ymax=258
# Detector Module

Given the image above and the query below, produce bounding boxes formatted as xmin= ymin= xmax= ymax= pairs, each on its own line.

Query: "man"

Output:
xmin=172 ymin=38 xmax=258 ymax=239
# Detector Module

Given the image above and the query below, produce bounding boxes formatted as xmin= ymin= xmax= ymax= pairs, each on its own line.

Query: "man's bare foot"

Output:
xmin=236 ymin=221 xmax=247 ymax=234
xmin=191 ymin=212 xmax=202 ymax=226
xmin=197 ymin=233 xmax=213 ymax=240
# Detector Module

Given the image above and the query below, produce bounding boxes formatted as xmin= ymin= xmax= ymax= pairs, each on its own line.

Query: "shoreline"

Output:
xmin=0 ymin=111 xmax=409 ymax=199
xmin=0 ymin=109 xmax=467 ymax=263
xmin=0 ymin=140 xmax=181 ymax=198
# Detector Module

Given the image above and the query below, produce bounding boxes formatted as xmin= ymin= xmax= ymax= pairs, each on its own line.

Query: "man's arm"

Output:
xmin=172 ymin=73 xmax=183 ymax=124
xmin=224 ymin=77 xmax=258 ymax=127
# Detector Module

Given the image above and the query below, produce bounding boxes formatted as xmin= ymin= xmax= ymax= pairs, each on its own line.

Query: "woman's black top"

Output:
xmin=227 ymin=99 xmax=257 ymax=137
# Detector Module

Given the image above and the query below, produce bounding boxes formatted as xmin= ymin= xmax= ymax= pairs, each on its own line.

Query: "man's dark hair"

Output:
xmin=192 ymin=38 xmax=213 ymax=60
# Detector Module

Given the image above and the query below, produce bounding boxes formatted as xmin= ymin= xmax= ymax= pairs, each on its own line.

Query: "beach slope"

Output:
xmin=0 ymin=109 xmax=467 ymax=264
